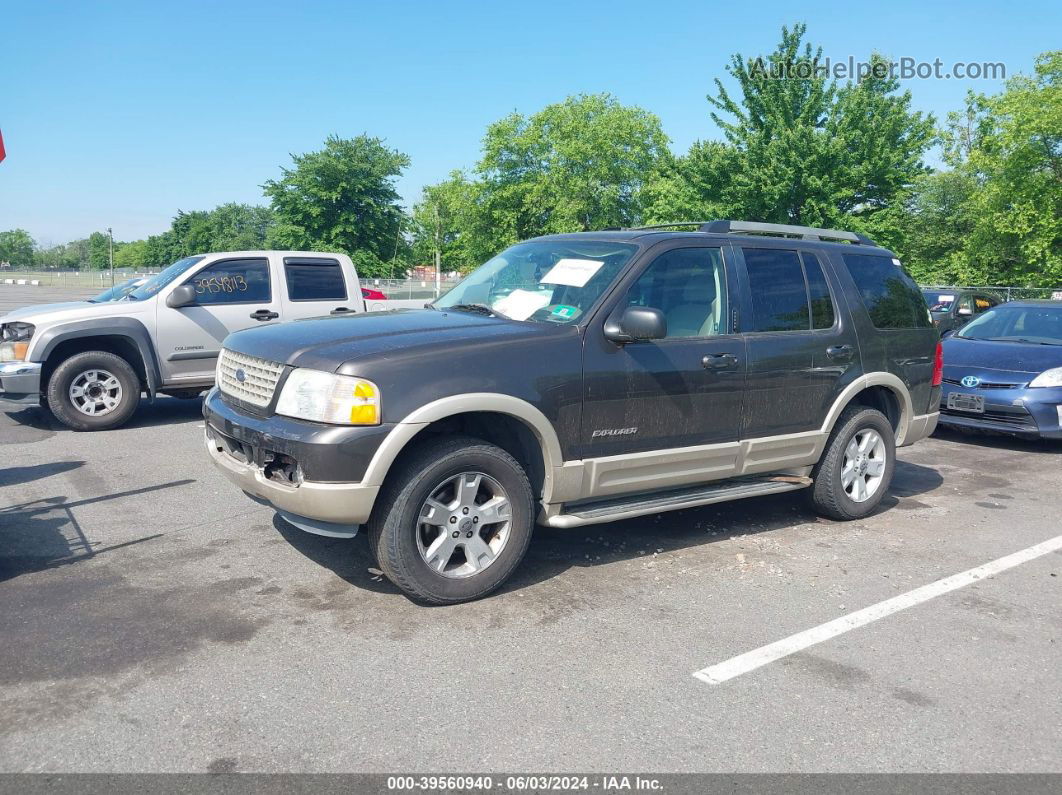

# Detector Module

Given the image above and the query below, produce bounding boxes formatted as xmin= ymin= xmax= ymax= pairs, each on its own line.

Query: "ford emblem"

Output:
xmin=235 ymin=368 xmax=247 ymax=383
xmin=960 ymin=375 xmax=981 ymax=388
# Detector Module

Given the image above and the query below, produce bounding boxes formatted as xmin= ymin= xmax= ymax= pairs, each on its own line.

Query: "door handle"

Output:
xmin=250 ymin=309 xmax=279 ymax=321
xmin=702 ymin=353 xmax=739 ymax=370
xmin=330 ymin=306 xmax=353 ymax=315
xmin=826 ymin=344 xmax=855 ymax=360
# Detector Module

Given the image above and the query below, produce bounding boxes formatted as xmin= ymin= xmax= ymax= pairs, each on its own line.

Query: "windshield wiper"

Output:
xmin=448 ymin=303 xmax=511 ymax=320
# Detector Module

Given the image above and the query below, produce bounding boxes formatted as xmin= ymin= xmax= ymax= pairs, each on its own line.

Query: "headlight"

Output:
xmin=1029 ymin=367 xmax=1062 ymax=388
xmin=0 ymin=322 xmax=33 ymax=361
xmin=275 ymin=369 xmax=380 ymax=425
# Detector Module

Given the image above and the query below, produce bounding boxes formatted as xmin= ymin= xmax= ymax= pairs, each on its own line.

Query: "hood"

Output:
xmin=1 ymin=301 xmax=94 ymax=321
xmin=223 ymin=308 xmax=567 ymax=372
xmin=0 ymin=297 xmax=154 ymax=327
xmin=942 ymin=335 xmax=1062 ymax=377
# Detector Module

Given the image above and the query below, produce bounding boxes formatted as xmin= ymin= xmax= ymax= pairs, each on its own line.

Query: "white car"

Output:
xmin=0 ymin=251 xmax=366 ymax=430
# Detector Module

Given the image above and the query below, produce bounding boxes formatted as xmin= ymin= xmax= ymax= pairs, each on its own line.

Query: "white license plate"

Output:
xmin=947 ymin=392 xmax=985 ymax=413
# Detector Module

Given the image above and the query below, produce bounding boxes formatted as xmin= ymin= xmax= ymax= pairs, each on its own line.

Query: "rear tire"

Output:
xmin=810 ymin=405 xmax=895 ymax=520
xmin=368 ymin=435 xmax=535 ymax=605
xmin=46 ymin=351 xmax=141 ymax=431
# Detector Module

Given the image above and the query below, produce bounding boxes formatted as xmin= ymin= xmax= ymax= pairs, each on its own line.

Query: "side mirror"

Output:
xmin=603 ymin=306 xmax=667 ymax=343
xmin=166 ymin=284 xmax=197 ymax=308
xmin=956 ymin=306 xmax=973 ymax=317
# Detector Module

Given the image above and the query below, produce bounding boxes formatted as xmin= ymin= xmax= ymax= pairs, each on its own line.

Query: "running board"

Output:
xmin=543 ymin=476 xmax=813 ymax=528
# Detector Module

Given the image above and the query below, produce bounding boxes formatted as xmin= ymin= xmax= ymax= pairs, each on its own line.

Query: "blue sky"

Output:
xmin=1 ymin=0 xmax=1058 ymax=245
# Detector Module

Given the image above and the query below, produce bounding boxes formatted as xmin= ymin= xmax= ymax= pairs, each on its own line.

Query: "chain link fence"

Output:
xmin=922 ymin=285 xmax=1062 ymax=301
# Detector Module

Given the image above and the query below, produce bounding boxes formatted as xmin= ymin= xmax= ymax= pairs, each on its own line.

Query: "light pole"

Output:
xmin=107 ymin=227 xmax=114 ymax=286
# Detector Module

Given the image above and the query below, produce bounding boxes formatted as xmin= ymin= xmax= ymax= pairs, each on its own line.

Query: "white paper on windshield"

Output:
xmin=937 ymin=294 xmax=955 ymax=302
xmin=541 ymin=258 xmax=604 ymax=288
xmin=493 ymin=289 xmax=552 ymax=321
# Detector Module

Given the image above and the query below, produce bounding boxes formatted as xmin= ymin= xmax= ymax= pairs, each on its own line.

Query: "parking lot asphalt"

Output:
xmin=0 ymin=285 xmax=100 ymax=314
xmin=2 ymin=294 xmax=1060 ymax=774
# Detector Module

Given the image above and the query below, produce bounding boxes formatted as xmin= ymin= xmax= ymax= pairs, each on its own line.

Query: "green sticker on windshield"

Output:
xmin=551 ymin=305 xmax=578 ymax=318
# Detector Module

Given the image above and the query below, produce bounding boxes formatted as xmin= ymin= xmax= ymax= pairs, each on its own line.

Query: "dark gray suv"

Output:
xmin=203 ymin=221 xmax=943 ymax=604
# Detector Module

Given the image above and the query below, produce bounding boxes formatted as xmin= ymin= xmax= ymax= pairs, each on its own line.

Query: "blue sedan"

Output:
xmin=939 ymin=300 xmax=1062 ymax=440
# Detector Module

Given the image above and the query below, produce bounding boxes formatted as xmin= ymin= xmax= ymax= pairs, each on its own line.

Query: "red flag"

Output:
xmin=0 ymin=128 xmax=5 ymax=163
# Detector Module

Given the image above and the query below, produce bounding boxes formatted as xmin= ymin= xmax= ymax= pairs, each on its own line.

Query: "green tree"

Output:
xmin=263 ymin=134 xmax=410 ymax=276
xmin=0 ymin=228 xmax=36 ymax=266
xmin=477 ymin=93 xmax=669 ymax=241
xmin=113 ymin=239 xmax=150 ymax=268
xmin=87 ymin=231 xmax=111 ymax=270
xmin=961 ymin=51 xmax=1061 ymax=286
xmin=411 ymin=172 xmax=487 ymax=273
xmin=646 ymin=24 xmax=935 ymax=230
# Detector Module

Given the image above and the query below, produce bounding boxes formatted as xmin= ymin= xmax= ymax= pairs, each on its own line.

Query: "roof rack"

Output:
xmin=631 ymin=220 xmax=876 ymax=245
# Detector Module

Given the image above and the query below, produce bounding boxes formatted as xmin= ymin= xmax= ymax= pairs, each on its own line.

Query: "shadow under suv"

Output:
xmin=202 ymin=221 xmax=943 ymax=604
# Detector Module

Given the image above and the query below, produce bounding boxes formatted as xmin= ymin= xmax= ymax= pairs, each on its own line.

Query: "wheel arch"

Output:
xmin=820 ymin=373 xmax=913 ymax=444
xmin=363 ymin=394 xmax=565 ymax=503
xmin=33 ymin=319 xmax=161 ymax=397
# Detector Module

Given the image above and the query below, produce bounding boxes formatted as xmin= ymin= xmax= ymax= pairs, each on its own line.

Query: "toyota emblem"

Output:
xmin=960 ymin=375 xmax=981 ymax=388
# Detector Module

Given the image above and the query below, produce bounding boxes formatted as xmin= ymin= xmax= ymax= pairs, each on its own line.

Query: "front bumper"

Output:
xmin=203 ymin=388 xmax=388 ymax=527
xmin=938 ymin=383 xmax=1062 ymax=439
xmin=0 ymin=361 xmax=42 ymax=405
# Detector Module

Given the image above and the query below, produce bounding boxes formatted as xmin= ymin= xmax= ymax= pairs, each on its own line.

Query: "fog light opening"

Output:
xmin=264 ymin=453 xmax=302 ymax=485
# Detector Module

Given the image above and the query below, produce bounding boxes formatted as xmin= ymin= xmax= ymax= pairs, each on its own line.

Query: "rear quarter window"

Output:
xmin=843 ymin=254 xmax=931 ymax=329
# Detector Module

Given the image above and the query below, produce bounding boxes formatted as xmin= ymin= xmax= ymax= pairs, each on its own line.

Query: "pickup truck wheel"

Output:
xmin=810 ymin=405 xmax=895 ymax=521
xmin=46 ymin=351 xmax=141 ymax=431
xmin=369 ymin=435 xmax=535 ymax=605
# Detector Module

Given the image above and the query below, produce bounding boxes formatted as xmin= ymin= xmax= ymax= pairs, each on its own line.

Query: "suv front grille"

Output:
xmin=217 ymin=348 xmax=284 ymax=408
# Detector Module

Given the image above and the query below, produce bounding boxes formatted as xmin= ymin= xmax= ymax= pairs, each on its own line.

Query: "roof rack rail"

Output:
xmin=701 ymin=220 xmax=876 ymax=245
xmin=629 ymin=220 xmax=876 ymax=245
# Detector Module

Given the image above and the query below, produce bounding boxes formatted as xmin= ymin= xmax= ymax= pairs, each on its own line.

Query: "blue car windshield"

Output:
xmin=958 ymin=304 xmax=1062 ymax=345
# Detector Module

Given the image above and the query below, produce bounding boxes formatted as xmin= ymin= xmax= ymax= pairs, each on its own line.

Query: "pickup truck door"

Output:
xmin=155 ymin=256 xmax=283 ymax=384
xmin=279 ymin=255 xmax=362 ymax=321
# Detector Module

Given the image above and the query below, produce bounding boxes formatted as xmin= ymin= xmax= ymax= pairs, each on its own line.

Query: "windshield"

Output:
xmin=957 ymin=304 xmax=1062 ymax=345
xmin=91 ymin=277 xmax=141 ymax=303
xmin=434 ymin=240 xmax=638 ymax=323
xmin=923 ymin=290 xmax=956 ymax=313
xmin=126 ymin=256 xmax=205 ymax=300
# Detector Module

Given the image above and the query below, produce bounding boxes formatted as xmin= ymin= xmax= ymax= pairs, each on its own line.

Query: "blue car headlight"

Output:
xmin=1029 ymin=367 xmax=1062 ymax=388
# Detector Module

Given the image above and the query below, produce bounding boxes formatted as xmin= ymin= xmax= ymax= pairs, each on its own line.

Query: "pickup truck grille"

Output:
xmin=217 ymin=349 xmax=284 ymax=408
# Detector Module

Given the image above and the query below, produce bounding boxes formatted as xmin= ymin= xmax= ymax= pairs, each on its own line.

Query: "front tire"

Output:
xmin=45 ymin=351 xmax=141 ymax=431
xmin=368 ymin=435 xmax=535 ymax=605
xmin=810 ymin=405 xmax=895 ymax=520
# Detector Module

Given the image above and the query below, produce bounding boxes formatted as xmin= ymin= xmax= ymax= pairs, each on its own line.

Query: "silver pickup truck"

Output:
xmin=0 ymin=251 xmax=364 ymax=430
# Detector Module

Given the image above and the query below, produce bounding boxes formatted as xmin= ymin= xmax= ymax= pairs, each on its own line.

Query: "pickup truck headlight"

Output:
xmin=275 ymin=369 xmax=380 ymax=425
xmin=1029 ymin=367 xmax=1062 ymax=388
xmin=0 ymin=322 xmax=34 ymax=362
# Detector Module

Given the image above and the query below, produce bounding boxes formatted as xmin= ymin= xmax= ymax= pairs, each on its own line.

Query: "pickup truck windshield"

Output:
xmin=434 ymin=240 xmax=637 ymax=324
xmin=127 ymin=256 xmax=205 ymax=301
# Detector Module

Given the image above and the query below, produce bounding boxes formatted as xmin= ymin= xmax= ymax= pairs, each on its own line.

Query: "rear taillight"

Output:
xmin=932 ymin=341 xmax=943 ymax=387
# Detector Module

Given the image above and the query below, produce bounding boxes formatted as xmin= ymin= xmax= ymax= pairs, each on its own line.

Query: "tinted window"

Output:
xmin=802 ymin=251 xmax=835 ymax=329
xmin=188 ymin=258 xmax=270 ymax=305
xmin=843 ymin=254 xmax=931 ymax=329
xmin=625 ymin=248 xmax=728 ymax=338
xmin=743 ymin=248 xmax=809 ymax=332
xmin=285 ymin=259 xmax=347 ymax=301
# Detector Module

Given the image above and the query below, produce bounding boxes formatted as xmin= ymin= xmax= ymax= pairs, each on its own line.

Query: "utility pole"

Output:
xmin=107 ymin=227 xmax=114 ymax=286
xmin=433 ymin=204 xmax=442 ymax=299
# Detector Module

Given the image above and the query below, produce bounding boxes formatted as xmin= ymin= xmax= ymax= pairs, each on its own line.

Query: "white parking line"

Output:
xmin=693 ymin=533 xmax=1062 ymax=685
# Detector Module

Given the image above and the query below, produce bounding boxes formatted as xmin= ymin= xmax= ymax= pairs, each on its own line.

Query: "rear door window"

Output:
xmin=842 ymin=253 xmax=932 ymax=329
xmin=284 ymin=258 xmax=347 ymax=301
xmin=742 ymin=248 xmax=810 ymax=332
xmin=187 ymin=258 xmax=271 ymax=304
xmin=801 ymin=251 xmax=835 ymax=329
